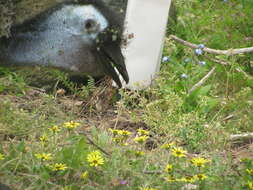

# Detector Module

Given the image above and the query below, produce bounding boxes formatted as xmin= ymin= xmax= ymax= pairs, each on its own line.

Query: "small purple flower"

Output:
xmin=120 ymin=180 xmax=128 ymax=185
xmin=198 ymin=44 xmax=205 ymax=49
xmin=162 ymin=56 xmax=170 ymax=63
xmin=180 ymin=73 xmax=188 ymax=79
xmin=199 ymin=61 xmax=206 ymax=66
xmin=195 ymin=48 xmax=203 ymax=56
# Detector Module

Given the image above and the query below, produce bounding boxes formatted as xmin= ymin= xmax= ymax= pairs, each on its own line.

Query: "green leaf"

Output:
xmin=16 ymin=140 xmax=26 ymax=153
xmin=182 ymin=85 xmax=212 ymax=112
xmin=57 ymin=137 xmax=88 ymax=169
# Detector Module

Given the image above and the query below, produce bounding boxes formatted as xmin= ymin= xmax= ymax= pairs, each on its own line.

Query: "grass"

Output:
xmin=1 ymin=0 xmax=253 ymax=189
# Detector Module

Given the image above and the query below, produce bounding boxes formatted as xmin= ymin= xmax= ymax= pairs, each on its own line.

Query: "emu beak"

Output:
xmin=97 ymin=42 xmax=129 ymax=88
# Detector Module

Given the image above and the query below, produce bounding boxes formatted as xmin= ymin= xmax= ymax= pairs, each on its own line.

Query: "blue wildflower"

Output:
xmin=198 ymin=44 xmax=205 ymax=49
xmin=195 ymin=48 xmax=203 ymax=56
xmin=199 ymin=61 xmax=206 ymax=66
xmin=162 ymin=56 xmax=170 ymax=63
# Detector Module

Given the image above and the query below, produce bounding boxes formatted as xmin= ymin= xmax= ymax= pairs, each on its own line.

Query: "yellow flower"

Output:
xmin=164 ymin=164 xmax=173 ymax=173
xmin=246 ymin=181 xmax=253 ymax=190
xmin=171 ymin=147 xmax=187 ymax=158
xmin=240 ymin=158 xmax=251 ymax=163
xmin=80 ymin=171 xmax=89 ymax=180
xmin=179 ymin=176 xmax=196 ymax=183
xmin=39 ymin=134 xmax=48 ymax=142
xmin=112 ymin=137 xmax=124 ymax=143
xmin=191 ymin=157 xmax=210 ymax=167
xmin=165 ymin=175 xmax=177 ymax=182
xmin=49 ymin=125 xmax=60 ymax=133
xmin=35 ymin=153 xmax=52 ymax=161
xmin=51 ymin=163 xmax=68 ymax=171
xmin=247 ymin=169 xmax=253 ymax=176
xmin=137 ymin=129 xmax=150 ymax=136
xmin=194 ymin=173 xmax=207 ymax=181
xmin=0 ymin=153 xmax=5 ymax=160
xmin=139 ymin=187 xmax=158 ymax=190
xmin=109 ymin=128 xmax=120 ymax=136
xmin=134 ymin=136 xmax=149 ymax=144
xmin=161 ymin=142 xmax=174 ymax=150
xmin=87 ymin=151 xmax=104 ymax=167
xmin=134 ymin=151 xmax=145 ymax=157
xmin=63 ymin=121 xmax=80 ymax=129
xmin=118 ymin=130 xmax=132 ymax=137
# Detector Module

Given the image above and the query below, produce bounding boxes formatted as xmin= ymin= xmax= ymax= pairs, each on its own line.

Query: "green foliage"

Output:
xmin=57 ymin=137 xmax=88 ymax=169
xmin=0 ymin=67 xmax=26 ymax=95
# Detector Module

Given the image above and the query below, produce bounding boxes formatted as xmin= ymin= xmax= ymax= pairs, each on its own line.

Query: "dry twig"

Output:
xmin=189 ymin=67 xmax=216 ymax=93
xmin=222 ymin=114 xmax=234 ymax=122
xmin=230 ymin=133 xmax=253 ymax=141
xmin=170 ymin=35 xmax=253 ymax=55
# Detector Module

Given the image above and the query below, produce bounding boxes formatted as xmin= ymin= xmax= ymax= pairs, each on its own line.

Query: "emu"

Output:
xmin=0 ymin=0 xmax=129 ymax=87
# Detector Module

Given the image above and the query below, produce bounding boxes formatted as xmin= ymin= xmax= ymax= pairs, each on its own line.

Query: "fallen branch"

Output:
xmin=170 ymin=35 xmax=253 ymax=55
xmin=230 ymin=133 xmax=253 ymax=141
xmin=189 ymin=67 xmax=216 ymax=93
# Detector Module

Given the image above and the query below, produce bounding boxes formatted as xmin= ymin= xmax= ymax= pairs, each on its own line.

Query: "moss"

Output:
xmin=0 ymin=0 xmax=14 ymax=37
xmin=0 ymin=0 xmax=128 ymax=37
xmin=13 ymin=0 xmax=65 ymax=25
xmin=0 ymin=0 xmax=64 ymax=37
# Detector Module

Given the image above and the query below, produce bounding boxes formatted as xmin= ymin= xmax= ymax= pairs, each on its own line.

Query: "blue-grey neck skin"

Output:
xmin=0 ymin=5 xmax=108 ymax=76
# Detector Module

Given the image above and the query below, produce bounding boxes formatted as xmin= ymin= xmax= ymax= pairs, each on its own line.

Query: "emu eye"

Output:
xmin=84 ymin=19 xmax=98 ymax=33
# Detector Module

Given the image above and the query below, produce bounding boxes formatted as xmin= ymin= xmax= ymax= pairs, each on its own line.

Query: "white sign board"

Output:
xmin=123 ymin=0 xmax=172 ymax=89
